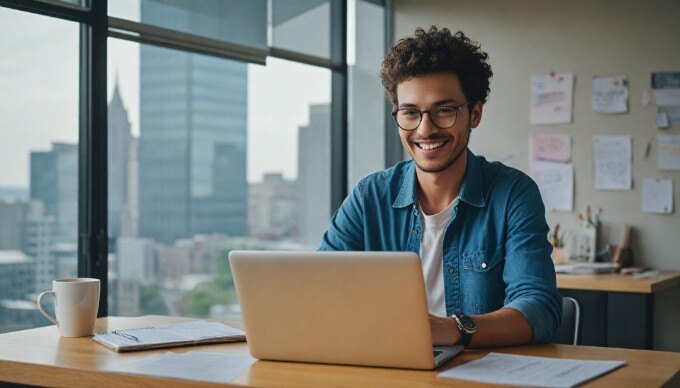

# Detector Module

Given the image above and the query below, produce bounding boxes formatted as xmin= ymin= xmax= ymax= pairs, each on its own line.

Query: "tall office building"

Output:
xmin=30 ymin=143 xmax=78 ymax=244
xmin=0 ymin=201 xmax=25 ymax=250
xmin=108 ymin=80 xmax=135 ymax=247
xmin=20 ymin=202 xmax=55 ymax=293
xmin=138 ymin=1 xmax=249 ymax=244
xmin=0 ymin=251 xmax=35 ymax=301
xmin=297 ymin=104 xmax=331 ymax=246
xmin=0 ymin=200 xmax=56 ymax=293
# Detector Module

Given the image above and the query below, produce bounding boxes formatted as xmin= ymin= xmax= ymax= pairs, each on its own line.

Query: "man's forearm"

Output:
xmin=468 ymin=308 xmax=532 ymax=348
xmin=430 ymin=308 xmax=533 ymax=347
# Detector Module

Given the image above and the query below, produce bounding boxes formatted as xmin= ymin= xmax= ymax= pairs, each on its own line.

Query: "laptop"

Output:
xmin=229 ymin=250 xmax=464 ymax=370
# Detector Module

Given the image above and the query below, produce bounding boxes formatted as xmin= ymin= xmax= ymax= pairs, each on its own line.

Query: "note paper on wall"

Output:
xmin=652 ymin=72 xmax=680 ymax=127
xmin=529 ymin=133 xmax=571 ymax=177
xmin=593 ymin=136 xmax=632 ymax=190
xmin=592 ymin=75 xmax=628 ymax=114
xmin=534 ymin=161 xmax=574 ymax=212
xmin=658 ymin=135 xmax=680 ymax=170
xmin=642 ymin=178 xmax=673 ymax=214
xmin=530 ymin=74 xmax=574 ymax=124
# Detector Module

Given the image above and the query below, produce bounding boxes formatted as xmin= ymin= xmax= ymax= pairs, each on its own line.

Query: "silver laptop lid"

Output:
xmin=229 ymin=250 xmax=437 ymax=369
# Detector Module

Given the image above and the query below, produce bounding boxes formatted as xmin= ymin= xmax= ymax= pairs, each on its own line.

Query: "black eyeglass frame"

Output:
xmin=391 ymin=100 xmax=476 ymax=131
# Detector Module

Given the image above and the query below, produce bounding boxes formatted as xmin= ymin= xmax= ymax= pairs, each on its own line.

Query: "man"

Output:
xmin=319 ymin=26 xmax=561 ymax=348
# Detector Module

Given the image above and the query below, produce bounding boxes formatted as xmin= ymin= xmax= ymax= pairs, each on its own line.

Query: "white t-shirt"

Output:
xmin=419 ymin=198 xmax=457 ymax=317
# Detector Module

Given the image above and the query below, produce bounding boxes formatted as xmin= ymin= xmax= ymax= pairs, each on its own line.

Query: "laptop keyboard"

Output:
xmin=433 ymin=350 xmax=443 ymax=358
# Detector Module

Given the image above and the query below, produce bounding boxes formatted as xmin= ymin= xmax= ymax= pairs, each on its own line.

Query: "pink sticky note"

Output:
xmin=531 ymin=134 xmax=572 ymax=163
xmin=530 ymin=134 xmax=572 ymax=177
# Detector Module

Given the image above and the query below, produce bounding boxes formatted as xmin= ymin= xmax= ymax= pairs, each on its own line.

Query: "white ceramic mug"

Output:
xmin=36 ymin=278 xmax=100 ymax=337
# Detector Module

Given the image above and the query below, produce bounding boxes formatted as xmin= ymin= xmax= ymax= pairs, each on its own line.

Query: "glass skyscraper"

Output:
xmin=138 ymin=1 xmax=249 ymax=243
xmin=30 ymin=143 xmax=77 ymax=244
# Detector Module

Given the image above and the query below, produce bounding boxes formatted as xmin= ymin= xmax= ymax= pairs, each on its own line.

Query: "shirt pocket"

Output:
xmin=461 ymin=244 xmax=505 ymax=313
xmin=462 ymin=243 xmax=504 ymax=272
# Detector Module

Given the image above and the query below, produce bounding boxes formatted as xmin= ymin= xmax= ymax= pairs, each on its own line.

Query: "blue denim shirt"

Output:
xmin=319 ymin=149 xmax=561 ymax=344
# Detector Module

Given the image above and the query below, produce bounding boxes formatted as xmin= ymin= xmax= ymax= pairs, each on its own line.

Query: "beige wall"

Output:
xmin=393 ymin=0 xmax=680 ymax=351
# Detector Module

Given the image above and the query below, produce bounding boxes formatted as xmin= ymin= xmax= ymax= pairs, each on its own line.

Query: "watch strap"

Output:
xmin=459 ymin=331 xmax=473 ymax=346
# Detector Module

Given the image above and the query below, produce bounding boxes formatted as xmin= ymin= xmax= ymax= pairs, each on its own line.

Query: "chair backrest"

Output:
xmin=554 ymin=297 xmax=581 ymax=345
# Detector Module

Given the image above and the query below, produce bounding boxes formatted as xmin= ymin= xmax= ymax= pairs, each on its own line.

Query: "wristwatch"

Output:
xmin=450 ymin=313 xmax=476 ymax=346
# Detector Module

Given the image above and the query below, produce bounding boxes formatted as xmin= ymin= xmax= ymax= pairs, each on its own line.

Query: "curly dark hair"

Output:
xmin=380 ymin=26 xmax=493 ymax=107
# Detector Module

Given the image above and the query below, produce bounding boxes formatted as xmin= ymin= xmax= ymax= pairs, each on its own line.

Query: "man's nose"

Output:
xmin=416 ymin=112 xmax=439 ymax=137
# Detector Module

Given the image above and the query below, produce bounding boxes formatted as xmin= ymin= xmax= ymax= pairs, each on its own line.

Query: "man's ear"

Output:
xmin=470 ymin=102 xmax=483 ymax=129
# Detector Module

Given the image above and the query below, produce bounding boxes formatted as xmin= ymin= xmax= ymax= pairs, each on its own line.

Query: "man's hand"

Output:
xmin=428 ymin=314 xmax=461 ymax=345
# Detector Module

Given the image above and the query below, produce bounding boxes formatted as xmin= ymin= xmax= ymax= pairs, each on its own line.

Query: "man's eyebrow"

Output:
xmin=398 ymin=98 xmax=459 ymax=109
xmin=433 ymin=98 xmax=459 ymax=106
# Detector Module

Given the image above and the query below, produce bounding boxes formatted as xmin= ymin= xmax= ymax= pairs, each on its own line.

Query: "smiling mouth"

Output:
xmin=414 ymin=140 xmax=449 ymax=150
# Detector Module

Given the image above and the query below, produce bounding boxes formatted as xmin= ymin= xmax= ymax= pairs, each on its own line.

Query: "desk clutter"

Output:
xmin=93 ymin=320 xmax=245 ymax=352
xmin=550 ymin=207 xmax=646 ymax=275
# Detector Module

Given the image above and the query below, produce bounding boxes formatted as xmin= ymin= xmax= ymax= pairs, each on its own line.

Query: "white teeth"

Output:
xmin=418 ymin=141 xmax=445 ymax=150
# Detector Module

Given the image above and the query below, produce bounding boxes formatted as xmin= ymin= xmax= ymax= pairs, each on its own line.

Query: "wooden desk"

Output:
xmin=0 ymin=315 xmax=678 ymax=387
xmin=557 ymin=272 xmax=680 ymax=293
xmin=556 ymin=272 xmax=680 ymax=350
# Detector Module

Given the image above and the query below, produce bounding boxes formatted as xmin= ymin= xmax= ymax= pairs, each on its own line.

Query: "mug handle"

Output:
xmin=37 ymin=291 xmax=58 ymax=326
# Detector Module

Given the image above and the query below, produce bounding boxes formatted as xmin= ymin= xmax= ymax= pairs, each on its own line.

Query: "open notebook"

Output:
xmin=93 ymin=321 xmax=246 ymax=352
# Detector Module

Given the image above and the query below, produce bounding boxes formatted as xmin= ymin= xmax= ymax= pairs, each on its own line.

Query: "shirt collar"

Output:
xmin=392 ymin=148 xmax=486 ymax=209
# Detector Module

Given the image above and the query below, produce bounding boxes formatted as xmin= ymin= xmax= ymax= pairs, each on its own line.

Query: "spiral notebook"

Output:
xmin=93 ymin=321 xmax=246 ymax=352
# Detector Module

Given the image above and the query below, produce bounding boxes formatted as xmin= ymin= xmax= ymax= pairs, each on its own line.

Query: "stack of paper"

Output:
xmin=94 ymin=321 xmax=246 ymax=352
xmin=115 ymin=351 xmax=255 ymax=384
xmin=439 ymin=353 xmax=625 ymax=388
xmin=554 ymin=263 xmax=618 ymax=274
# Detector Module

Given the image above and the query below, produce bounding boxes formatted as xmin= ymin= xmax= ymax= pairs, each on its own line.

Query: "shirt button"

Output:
xmin=448 ymin=268 xmax=455 ymax=274
xmin=412 ymin=229 xmax=418 ymax=235
xmin=481 ymin=263 xmax=487 ymax=269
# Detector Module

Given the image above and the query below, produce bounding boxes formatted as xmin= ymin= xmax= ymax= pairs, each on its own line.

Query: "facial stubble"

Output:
xmin=412 ymin=123 xmax=471 ymax=174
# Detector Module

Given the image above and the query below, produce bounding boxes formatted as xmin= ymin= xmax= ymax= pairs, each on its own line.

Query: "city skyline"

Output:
xmin=0 ymin=93 xmax=331 ymax=333
xmin=0 ymin=5 xmax=332 ymax=188
xmin=0 ymin=1 xmax=336 ymax=334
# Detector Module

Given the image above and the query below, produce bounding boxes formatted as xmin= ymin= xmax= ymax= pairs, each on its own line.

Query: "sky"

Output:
xmin=0 ymin=7 xmax=80 ymax=188
xmin=0 ymin=2 xmax=341 ymax=187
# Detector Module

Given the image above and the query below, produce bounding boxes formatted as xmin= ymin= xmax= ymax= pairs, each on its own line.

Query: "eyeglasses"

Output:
xmin=392 ymin=101 xmax=475 ymax=131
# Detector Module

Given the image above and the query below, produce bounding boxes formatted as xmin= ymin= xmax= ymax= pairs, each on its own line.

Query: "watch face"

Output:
xmin=458 ymin=314 xmax=476 ymax=331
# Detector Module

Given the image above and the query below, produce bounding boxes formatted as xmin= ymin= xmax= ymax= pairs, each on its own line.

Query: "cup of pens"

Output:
xmin=571 ymin=206 xmax=601 ymax=262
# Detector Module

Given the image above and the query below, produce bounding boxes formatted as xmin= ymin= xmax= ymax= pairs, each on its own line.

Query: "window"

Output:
xmin=108 ymin=38 xmax=331 ymax=319
xmin=0 ymin=0 xmax=356 ymax=331
xmin=109 ymin=0 xmax=268 ymax=51
xmin=348 ymin=0 xmax=388 ymax=185
xmin=37 ymin=0 xmax=89 ymax=9
xmin=271 ymin=0 xmax=331 ymax=59
xmin=0 ymin=7 xmax=79 ymax=333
